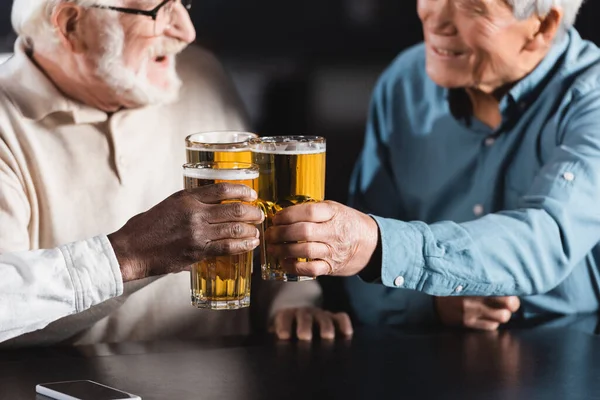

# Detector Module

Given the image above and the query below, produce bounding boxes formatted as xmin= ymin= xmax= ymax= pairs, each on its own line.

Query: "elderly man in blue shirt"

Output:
xmin=266 ymin=0 xmax=599 ymax=332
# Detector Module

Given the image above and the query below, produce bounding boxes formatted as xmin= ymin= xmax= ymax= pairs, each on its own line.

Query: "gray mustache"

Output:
xmin=148 ymin=39 xmax=188 ymax=58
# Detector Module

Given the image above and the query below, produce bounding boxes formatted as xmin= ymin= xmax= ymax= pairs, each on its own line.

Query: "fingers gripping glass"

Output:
xmin=91 ymin=0 xmax=192 ymax=37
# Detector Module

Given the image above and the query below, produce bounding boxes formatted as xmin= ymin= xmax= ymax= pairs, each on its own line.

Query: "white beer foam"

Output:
xmin=250 ymin=143 xmax=326 ymax=155
xmin=187 ymin=131 xmax=257 ymax=145
xmin=184 ymin=168 xmax=259 ymax=181
xmin=185 ymin=147 xmax=248 ymax=152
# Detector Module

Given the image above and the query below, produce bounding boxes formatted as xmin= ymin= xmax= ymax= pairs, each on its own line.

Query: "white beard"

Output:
xmin=94 ymin=21 xmax=184 ymax=107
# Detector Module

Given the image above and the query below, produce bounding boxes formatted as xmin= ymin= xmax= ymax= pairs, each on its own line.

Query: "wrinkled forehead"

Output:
xmin=113 ymin=0 xmax=161 ymax=8
xmin=453 ymin=0 xmax=511 ymax=9
xmin=449 ymin=0 xmax=516 ymax=14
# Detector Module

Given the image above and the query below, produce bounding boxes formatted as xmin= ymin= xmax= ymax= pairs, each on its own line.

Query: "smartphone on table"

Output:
xmin=36 ymin=380 xmax=141 ymax=400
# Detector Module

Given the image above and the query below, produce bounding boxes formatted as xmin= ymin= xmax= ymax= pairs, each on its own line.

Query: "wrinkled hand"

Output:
xmin=108 ymin=183 xmax=264 ymax=282
xmin=265 ymin=201 xmax=379 ymax=278
xmin=270 ymin=307 xmax=353 ymax=341
xmin=435 ymin=296 xmax=521 ymax=331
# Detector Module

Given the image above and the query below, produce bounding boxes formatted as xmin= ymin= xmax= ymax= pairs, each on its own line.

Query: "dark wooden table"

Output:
xmin=1 ymin=314 xmax=600 ymax=400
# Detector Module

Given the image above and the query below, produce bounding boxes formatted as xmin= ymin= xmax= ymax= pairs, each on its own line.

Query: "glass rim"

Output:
xmin=248 ymin=135 xmax=326 ymax=154
xmin=248 ymin=135 xmax=325 ymax=144
xmin=185 ymin=131 xmax=259 ymax=151
xmin=183 ymin=161 xmax=259 ymax=171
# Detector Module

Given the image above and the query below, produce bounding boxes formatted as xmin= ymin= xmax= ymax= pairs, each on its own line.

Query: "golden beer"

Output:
xmin=249 ymin=136 xmax=326 ymax=282
xmin=185 ymin=131 xmax=258 ymax=164
xmin=183 ymin=162 xmax=259 ymax=309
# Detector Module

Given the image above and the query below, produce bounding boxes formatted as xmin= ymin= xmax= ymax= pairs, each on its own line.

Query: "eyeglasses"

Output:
xmin=90 ymin=0 xmax=192 ymax=37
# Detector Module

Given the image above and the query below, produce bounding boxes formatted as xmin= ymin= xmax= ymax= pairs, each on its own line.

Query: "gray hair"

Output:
xmin=11 ymin=0 xmax=114 ymax=48
xmin=506 ymin=0 xmax=586 ymax=28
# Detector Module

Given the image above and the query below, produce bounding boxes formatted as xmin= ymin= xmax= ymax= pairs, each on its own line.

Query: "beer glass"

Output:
xmin=185 ymin=131 xmax=258 ymax=164
xmin=183 ymin=161 xmax=259 ymax=310
xmin=249 ymin=136 xmax=326 ymax=282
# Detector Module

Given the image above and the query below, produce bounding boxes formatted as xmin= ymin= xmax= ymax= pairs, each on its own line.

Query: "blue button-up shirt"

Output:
xmin=344 ymin=28 xmax=600 ymax=324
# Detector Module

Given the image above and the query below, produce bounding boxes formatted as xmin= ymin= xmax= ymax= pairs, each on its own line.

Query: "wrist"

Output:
xmin=353 ymin=213 xmax=380 ymax=274
xmin=107 ymin=231 xmax=143 ymax=282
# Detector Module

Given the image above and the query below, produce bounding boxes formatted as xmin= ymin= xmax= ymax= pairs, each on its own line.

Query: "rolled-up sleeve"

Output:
xmin=375 ymin=88 xmax=600 ymax=297
xmin=0 ymin=236 xmax=123 ymax=342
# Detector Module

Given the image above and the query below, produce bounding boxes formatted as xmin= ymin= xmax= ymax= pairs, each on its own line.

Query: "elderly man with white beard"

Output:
xmin=0 ymin=0 xmax=341 ymax=346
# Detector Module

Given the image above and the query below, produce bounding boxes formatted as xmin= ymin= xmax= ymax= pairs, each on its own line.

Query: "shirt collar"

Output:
xmin=499 ymin=28 xmax=573 ymax=115
xmin=0 ymin=37 xmax=109 ymax=124
xmin=445 ymin=28 xmax=574 ymax=130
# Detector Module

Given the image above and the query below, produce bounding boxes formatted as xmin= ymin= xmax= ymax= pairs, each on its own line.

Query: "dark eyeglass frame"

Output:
xmin=90 ymin=0 xmax=192 ymax=21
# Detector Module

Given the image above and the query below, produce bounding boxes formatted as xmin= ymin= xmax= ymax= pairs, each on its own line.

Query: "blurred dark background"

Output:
xmin=1 ymin=1 xmax=599 ymax=203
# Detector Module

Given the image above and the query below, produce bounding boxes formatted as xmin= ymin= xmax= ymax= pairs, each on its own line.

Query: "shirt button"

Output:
xmin=455 ymin=285 xmax=464 ymax=293
xmin=393 ymin=276 xmax=405 ymax=287
xmin=484 ymin=137 xmax=495 ymax=147
xmin=473 ymin=204 xmax=484 ymax=216
xmin=563 ymin=172 xmax=575 ymax=182
xmin=118 ymin=156 xmax=127 ymax=169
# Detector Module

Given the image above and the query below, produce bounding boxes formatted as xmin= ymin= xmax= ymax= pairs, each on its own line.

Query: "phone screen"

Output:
xmin=37 ymin=380 xmax=138 ymax=400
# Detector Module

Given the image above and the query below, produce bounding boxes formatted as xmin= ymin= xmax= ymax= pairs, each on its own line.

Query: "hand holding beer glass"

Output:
xmin=250 ymin=136 xmax=326 ymax=282
xmin=183 ymin=162 xmax=260 ymax=309
xmin=184 ymin=131 xmax=261 ymax=310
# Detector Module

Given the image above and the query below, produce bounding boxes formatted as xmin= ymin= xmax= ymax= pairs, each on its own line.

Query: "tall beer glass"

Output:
xmin=249 ymin=136 xmax=326 ymax=282
xmin=183 ymin=161 xmax=259 ymax=309
xmin=185 ymin=131 xmax=258 ymax=164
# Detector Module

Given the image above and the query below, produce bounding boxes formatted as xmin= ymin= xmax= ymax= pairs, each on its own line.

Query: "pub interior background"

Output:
xmin=1 ymin=0 xmax=600 ymax=204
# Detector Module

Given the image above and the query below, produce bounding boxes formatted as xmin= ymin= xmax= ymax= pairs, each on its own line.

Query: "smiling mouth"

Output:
xmin=154 ymin=55 xmax=167 ymax=63
xmin=432 ymin=46 xmax=467 ymax=58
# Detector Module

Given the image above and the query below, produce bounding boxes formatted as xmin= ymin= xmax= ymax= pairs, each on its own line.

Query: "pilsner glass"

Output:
xmin=185 ymin=131 xmax=258 ymax=164
xmin=183 ymin=162 xmax=259 ymax=309
xmin=249 ymin=136 xmax=326 ymax=282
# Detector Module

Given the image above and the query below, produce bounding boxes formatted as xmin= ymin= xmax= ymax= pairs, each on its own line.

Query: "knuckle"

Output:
xmin=304 ymin=204 xmax=315 ymax=219
xmin=215 ymin=183 xmax=232 ymax=198
xmin=244 ymin=238 xmax=258 ymax=250
xmin=306 ymin=203 xmax=320 ymax=219
xmin=230 ymin=202 xmax=245 ymax=219
xmin=171 ymin=189 xmax=187 ymax=201
xmin=299 ymin=223 xmax=312 ymax=238
xmin=191 ymin=209 xmax=208 ymax=226
xmin=178 ymin=193 xmax=197 ymax=210
xmin=221 ymin=241 xmax=236 ymax=254
xmin=207 ymin=240 xmax=229 ymax=256
xmin=191 ymin=228 xmax=207 ymax=245
xmin=231 ymin=223 xmax=244 ymax=238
